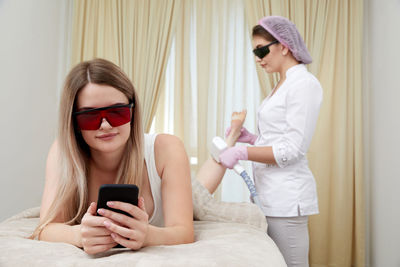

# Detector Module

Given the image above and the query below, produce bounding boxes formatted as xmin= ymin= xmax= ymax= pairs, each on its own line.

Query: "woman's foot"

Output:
xmin=226 ymin=110 xmax=247 ymax=146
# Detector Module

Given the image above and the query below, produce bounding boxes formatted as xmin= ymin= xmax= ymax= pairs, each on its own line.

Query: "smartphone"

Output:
xmin=96 ymin=184 xmax=139 ymax=217
xmin=96 ymin=184 xmax=138 ymax=248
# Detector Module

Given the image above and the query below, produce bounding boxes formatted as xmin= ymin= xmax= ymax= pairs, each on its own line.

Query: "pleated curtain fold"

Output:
xmin=71 ymin=0 xmax=182 ymax=131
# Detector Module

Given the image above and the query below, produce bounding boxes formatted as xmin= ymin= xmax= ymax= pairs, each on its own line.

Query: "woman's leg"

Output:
xmin=266 ymin=216 xmax=310 ymax=267
xmin=196 ymin=110 xmax=247 ymax=194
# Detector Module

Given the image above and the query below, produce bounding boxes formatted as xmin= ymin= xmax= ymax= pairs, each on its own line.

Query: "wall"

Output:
xmin=365 ymin=0 xmax=400 ymax=266
xmin=0 ymin=0 xmax=67 ymax=221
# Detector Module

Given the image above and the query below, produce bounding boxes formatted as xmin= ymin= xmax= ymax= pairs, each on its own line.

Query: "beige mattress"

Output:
xmin=0 ymin=179 xmax=286 ymax=267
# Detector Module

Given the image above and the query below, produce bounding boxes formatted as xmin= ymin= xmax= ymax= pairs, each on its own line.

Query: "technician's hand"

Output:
xmin=97 ymin=197 xmax=149 ymax=250
xmin=225 ymin=127 xmax=257 ymax=145
xmin=219 ymin=145 xmax=248 ymax=169
xmin=80 ymin=202 xmax=118 ymax=255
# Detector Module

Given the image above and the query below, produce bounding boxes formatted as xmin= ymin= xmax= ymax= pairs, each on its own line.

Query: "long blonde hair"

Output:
xmin=31 ymin=58 xmax=144 ymax=238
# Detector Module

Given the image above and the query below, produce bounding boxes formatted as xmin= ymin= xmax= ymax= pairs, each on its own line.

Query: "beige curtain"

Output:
xmin=170 ymin=0 xmax=196 ymax=158
xmin=162 ymin=0 xmax=231 ymax=200
xmin=166 ymin=0 xmax=251 ymax=169
xmin=70 ymin=0 xmax=181 ymax=130
xmin=157 ymin=0 xmax=261 ymax=202
xmin=244 ymin=1 xmax=365 ymax=266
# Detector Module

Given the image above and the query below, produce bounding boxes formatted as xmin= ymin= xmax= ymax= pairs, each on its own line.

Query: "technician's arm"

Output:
xmin=248 ymin=79 xmax=322 ymax=167
xmin=247 ymin=146 xmax=277 ymax=165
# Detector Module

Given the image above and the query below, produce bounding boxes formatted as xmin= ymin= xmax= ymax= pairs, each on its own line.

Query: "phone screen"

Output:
xmin=96 ymin=184 xmax=139 ymax=217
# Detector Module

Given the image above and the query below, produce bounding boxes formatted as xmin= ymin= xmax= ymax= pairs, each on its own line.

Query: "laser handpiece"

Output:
xmin=210 ymin=136 xmax=262 ymax=208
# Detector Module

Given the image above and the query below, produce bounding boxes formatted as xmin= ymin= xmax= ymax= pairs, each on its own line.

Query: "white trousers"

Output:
xmin=266 ymin=216 xmax=309 ymax=267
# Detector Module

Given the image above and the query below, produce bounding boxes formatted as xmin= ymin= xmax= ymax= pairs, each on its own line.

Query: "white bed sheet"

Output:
xmin=0 ymin=179 xmax=286 ymax=267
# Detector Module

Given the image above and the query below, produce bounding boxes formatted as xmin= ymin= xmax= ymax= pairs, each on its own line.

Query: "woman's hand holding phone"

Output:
xmin=97 ymin=197 xmax=149 ymax=250
xmin=80 ymin=202 xmax=118 ymax=254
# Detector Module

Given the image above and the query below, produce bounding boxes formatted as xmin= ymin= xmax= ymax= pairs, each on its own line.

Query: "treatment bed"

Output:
xmin=0 ymin=179 xmax=286 ymax=266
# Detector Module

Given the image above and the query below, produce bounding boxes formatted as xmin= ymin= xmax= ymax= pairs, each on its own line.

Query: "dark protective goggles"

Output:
xmin=252 ymin=41 xmax=279 ymax=59
xmin=73 ymin=102 xmax=134 ymax=131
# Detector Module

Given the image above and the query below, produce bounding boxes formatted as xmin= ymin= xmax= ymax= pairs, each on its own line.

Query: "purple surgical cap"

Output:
xmin=258 ymin=16 xmax=312 ymax=64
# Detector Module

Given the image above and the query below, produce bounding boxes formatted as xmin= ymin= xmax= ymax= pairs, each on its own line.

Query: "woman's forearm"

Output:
xmin=39 ymin=223 xmax=82 ymax=248
xmin=144 ymin=224 xmax=194 ymax=247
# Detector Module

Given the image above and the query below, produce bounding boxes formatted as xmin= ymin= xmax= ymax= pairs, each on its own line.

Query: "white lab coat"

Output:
xmin=252 ymin=64 xmax=323 ymax=217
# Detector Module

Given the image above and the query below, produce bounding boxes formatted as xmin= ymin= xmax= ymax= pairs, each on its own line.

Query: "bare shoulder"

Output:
xmin=154 ymin=134 xmax=184 ymax=150
xmin=154 ymin=134 xmax=187 ymax=159
xmin=153 ymin=134 xmax=189 ymax=176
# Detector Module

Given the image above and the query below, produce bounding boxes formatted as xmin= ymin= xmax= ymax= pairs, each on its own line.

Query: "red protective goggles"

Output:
xmin=73 ymin=102 xmax=134 ymax=131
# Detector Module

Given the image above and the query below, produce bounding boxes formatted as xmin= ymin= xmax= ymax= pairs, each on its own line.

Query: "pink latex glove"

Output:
xmin=225 ymin=127 xmax=257 ymax=145
xmin=219 ymin=146 xmax=248 ymax=169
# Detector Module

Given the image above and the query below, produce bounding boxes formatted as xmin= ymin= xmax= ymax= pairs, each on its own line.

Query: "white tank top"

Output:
xmin=144 ymin=133 xmax=165 ymax=227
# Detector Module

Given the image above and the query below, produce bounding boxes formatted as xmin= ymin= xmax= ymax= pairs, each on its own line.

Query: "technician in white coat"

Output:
xmin=220 ymin=16 xmax=323 ymax=267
